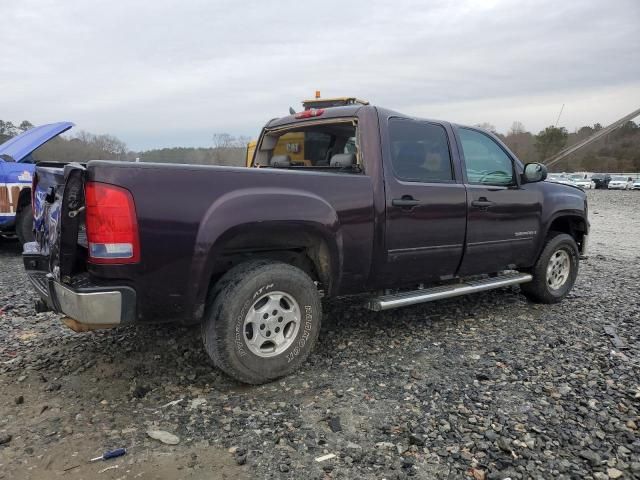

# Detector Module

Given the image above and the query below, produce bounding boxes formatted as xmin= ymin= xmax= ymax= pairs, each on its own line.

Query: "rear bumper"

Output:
xmin=23 ymin=243 xmax=136 ymax=326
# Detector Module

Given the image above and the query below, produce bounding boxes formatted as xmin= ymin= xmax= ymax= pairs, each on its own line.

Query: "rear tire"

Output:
xmin=521 ymin=232 xmax=579 ymax=304
xmin=202 ymin=260 xmax=322 ymax=384
xmin=15 ymin=209 xmax=34 ymax=246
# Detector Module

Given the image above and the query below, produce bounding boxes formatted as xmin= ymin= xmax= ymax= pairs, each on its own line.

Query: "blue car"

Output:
xmin=0 ymin=122 xmax=73 ymax=244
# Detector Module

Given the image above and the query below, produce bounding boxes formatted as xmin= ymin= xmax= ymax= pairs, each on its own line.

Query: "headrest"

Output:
xmin=270 ymin=154 xmax=291 ymax=167
xmin=330 ymin=153 xmax=356 ymax=168
xmin=398 ymin=143 xmax=425 ymax=167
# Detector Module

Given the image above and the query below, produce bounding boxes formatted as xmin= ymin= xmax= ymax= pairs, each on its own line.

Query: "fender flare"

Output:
xmin=186 ymin=186 xmax=342 ymax=321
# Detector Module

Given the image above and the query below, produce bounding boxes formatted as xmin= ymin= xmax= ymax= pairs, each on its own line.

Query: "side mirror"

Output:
xmin=522 ymin=163 xmax=547 ymax=183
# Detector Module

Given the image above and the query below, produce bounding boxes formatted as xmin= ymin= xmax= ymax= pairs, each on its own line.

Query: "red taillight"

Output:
xmin=85 ymin=181 xmax=140 ymax=264
xmin=295 ymin=108 xmax=325 ymax=119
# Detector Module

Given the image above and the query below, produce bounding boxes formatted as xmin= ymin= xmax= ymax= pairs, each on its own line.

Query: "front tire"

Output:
xmin=202 ymin=260 xmax=322 ymax=384
xmin=15 ymin=208 xmax=34 ymax=246
xmin=521 ymin=232 xmax=579 ymax=304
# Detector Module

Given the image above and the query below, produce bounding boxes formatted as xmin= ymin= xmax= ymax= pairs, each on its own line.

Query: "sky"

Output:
xmin=2 ymin=0 xmax=639 ymax=151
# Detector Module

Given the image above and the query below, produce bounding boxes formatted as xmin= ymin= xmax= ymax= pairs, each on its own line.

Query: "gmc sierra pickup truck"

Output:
xmin=23 ymin=105 xmax=589 ymax=384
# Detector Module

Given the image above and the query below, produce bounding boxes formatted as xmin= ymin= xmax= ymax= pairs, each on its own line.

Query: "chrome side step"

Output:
xmin=367 ymin=272 xmax=532 ymax=311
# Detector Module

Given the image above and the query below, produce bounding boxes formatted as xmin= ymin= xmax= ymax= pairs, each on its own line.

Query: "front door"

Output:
xmin=382 ymin=118 xmax=467 ymax=286
xmin=455 ymin=127 xmax=541 ymax=276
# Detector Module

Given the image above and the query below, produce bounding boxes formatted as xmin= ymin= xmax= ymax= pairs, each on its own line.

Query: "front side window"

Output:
xmin=389 ymin=119 xmax=454 ymax=183
xmin=458 ymin=128 xmax=514 ymax=186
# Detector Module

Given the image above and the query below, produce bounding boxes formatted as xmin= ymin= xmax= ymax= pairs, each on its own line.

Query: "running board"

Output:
xmin=367 ymin=272 xmax=532 ymax=311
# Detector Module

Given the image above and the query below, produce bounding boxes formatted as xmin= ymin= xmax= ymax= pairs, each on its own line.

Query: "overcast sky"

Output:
xmin=2 ymin=0 xmax=639 ymax=150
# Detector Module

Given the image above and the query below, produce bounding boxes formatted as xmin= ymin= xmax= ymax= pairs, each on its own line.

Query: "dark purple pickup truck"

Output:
xmin=23 ymin=105 xmax=589 ymax=384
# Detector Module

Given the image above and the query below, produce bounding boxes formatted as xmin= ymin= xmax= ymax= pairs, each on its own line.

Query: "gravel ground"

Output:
xmin=1 ymin=189 xmax=639 ymax=480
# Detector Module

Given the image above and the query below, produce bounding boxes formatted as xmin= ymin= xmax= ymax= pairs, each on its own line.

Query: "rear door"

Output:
xmin=382 ymin=118 xmax=467 ymax=285
xmin=455 ymin=127 xmax=541 ymax=275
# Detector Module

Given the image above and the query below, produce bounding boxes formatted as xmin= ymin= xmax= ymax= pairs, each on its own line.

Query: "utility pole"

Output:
xmin=544 ymin=107 xmax=640 ymax=168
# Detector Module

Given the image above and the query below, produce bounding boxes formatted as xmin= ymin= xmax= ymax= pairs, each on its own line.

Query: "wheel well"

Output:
xmin=208 ymin=229 xmax=333 ymax=296
xmin=16 ymin=188 xmax=31 ymax=214
xmin=548 ymin=215 xmax=587 ymax=251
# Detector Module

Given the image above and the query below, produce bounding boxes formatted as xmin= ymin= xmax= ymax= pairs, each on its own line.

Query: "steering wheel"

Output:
xmin=479 ymin=170 xmax=509 ymax=183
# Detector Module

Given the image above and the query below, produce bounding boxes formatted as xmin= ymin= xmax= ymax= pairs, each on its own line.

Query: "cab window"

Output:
xmin=458 ymin=128 xmax=515 ymax=186
xmin=256 ymin=121 xmax=360 ymax=170
xmin=389 ymin=118 xmax=454 ymax=183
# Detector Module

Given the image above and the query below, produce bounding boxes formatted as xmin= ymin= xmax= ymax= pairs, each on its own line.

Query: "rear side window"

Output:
xmin=458 ymin=128 xmax=515 ymax=186
xmin=389 ymin=119 xmax=454 ymax=183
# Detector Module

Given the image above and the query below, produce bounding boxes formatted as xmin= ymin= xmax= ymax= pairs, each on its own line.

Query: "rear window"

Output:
xmin=388 ymin=118 xmax=453 ymax=183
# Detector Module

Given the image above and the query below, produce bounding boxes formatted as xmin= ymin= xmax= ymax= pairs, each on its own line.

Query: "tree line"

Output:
xmin=2 ymin=118 xmax=639 ymax=172
xmin=479 ymin=120 xmax=640 ymax=172
xmin=0 ymin=119 xmax=247 ymax=166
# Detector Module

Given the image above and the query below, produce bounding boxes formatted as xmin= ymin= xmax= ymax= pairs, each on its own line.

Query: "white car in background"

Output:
xmin=608 ymin=175 xmax=633 ymax=190
xmin=546 ymin=173 xmax=575 ymax=186
xmin=568 ymin=174 xmax=595 ymax=189
xmin=632 ymin=179 xmax=640 ymax=190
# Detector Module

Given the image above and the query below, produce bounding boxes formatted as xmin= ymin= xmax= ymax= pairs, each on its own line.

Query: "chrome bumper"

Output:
xmin=53 ymin=282 xmax=123 ymax=325
xmin=26 ymin=271 xmax=136 ymax=326
xmin=23 ymin=240 xmax=136 ymax=327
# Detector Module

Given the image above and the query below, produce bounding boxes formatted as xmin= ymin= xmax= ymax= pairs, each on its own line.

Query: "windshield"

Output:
xmin=612 ymin=176 xmax=627 ymax=181
xmin=569 ymin=174 xmax=584 ymax=180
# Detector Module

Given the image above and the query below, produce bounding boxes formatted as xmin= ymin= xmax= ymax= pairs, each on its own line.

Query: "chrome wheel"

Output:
xmin=243 ymin=291 xmax=300 ymax=358
xmin=546 ymin=250 xmax=571 ymax=290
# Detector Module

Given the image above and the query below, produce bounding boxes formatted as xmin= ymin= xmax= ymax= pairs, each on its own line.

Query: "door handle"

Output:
xmin=392 ymin=196 xmax=421 ymax=208
xmin=471 ymin=198 xmax=494 ymax=208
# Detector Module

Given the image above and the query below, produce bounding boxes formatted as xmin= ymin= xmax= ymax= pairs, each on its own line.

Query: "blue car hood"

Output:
xmin=0 ymin=122 xmax=74 ymax=162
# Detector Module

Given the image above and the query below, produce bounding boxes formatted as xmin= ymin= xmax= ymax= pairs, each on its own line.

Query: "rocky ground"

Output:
xmin=1 ymin=189 xmax=639 ymax=480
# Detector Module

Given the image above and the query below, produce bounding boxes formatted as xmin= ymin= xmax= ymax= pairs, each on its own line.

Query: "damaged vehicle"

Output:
xmin=23 ymin=105 xmax=589 ymax=384
xmin=0 ymin=122 xmax=73 ymax=244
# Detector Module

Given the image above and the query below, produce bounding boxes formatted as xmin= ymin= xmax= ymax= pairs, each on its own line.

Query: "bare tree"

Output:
xmin=475 ymin=122 xmax=497 ymax=133
xmin=508 ymin=121 xmax=526 ymax=136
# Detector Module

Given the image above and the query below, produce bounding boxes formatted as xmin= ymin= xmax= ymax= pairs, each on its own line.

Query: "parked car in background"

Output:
xmin=546 ymin=173 xmax=575 ymax=186
xmin=568 ymin=174 xmax=594 ymax=190
xmin=0 ymin=123 xmax=74 ymax=244
xmin=591 ymin=173 xmax=611 ymax=189
xmin=632 ymin=179 xmax=640 ymax=190
xmin=608 ymin=175 xmax=633 ymax=190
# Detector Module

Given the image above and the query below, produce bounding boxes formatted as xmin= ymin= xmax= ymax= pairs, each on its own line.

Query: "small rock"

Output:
xmin=327 ymin=417 xmax=342 ymax=433
xmin=147 ymin=429 xmax=180 ymax=445
xmin=45 ymin=382 xmax=61 ymax=392
xmin=496 ymin=437 xmax=512 ymax=453
xmin=579 ymin=449 xmax=601 ymax=466
xmin=15 ymin=395 xmax=24 ymax=405
xmin=375 ymin=441 xmax=395 ymax=449
xmin=626 ymin=420 xmax=637 ymax=430
xmin=476 ymin=372 xmax=491 ymax=381
xmin=408 ymin=433 xmax=425 ymax=446
xmin=132 ymin=385 xmax=150 ymax=398
xmin=607 ymin=468 xmax=623 ymax=479
xmin=234 ymin=448 xmax=247 ymax=466
xmin=484 ymin=430 xmax=498 ymax=441
xmin=279 ymin=464 xmax=290 ymax=472
xmin=470 ymin=468 xmax=486 ymax=480
xmin=410 ymin=369 xmax=424 ymax=380
xmin=0 ymin=434 xmax=12 ymax=445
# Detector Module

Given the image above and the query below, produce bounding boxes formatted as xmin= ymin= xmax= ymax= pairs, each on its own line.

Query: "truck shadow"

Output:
xmin=42 ymin=286 xmax=530 ymax=395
